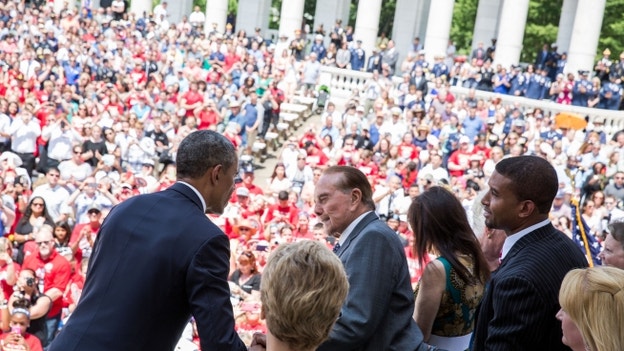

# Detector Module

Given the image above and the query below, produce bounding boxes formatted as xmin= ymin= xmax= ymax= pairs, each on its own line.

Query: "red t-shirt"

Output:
xmin=23 ymin=250 xmax=71 ymax=318
xmin=0 ymin=332 xmax=43 ymax=351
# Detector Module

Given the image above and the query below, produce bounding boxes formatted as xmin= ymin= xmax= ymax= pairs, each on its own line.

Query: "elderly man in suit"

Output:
xmin=472 ymin=156 xmax=588 ymax=351
xmin=49 ymin=130 xmax=252 ymax=351
xmin=314 ymin=166 xmax=428 ymax=351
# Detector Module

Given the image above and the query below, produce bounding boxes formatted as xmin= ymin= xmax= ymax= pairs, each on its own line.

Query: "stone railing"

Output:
xmin=318 ymin=66 xmax=624 ymax=138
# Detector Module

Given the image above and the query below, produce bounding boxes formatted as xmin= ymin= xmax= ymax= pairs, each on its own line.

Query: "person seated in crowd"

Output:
xmin=7 ymin=269 xmax=51 ymax=346
xmin=600 ymin=221 xmax=624 ymax=269
xmin=259 ymin=240 xmax=348 ymax=351
xmin=557 ymin=266 xmax=624 ymax=351
xmin=0 ymin=298 xmax=44 ymax=351
xmin=229 ymin=250 xmax=261 ymax=302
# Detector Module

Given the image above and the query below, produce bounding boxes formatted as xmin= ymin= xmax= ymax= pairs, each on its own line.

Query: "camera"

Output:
xmin=26 ymin=277 xmax=35 ymax=287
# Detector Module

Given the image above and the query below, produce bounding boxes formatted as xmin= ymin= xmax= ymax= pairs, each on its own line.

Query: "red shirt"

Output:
xmin=0 ymin=261 xmax=20 ymax=301
xmin=0 ymin=332 xmax=42 ymax=351
xmin=265 ymin=204 xmax=299 ymax=226
xmin=23 ymin=250 xmax=71 ymax=318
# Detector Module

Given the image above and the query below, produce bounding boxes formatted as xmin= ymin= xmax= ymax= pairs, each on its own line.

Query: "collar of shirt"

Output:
xmin=501 ymin=218 xmax=550 ymax=259
xmin=338 ymin=210 xmax=374 ymax=247
xmin=177 ymin=181 xmax=206 ymax=213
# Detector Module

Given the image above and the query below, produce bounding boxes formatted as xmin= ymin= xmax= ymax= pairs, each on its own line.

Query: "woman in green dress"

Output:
xmin=408 ymin=186 xmax=490 ymax=351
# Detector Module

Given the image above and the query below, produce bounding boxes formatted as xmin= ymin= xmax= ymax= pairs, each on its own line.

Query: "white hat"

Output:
xmin=0 ymin=152 xmax=22 ymax=167
xmin=426 ymin=135 xmax=439 ymax=147
xmin=459 ymin=135 xmax=471 ymax=144
xmin=315 ymin=34 xmax=323 ymax=41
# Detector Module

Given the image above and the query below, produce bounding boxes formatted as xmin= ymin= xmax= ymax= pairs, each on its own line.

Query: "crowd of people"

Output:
xmin=0 ymin=0 xmax=622 ymax=350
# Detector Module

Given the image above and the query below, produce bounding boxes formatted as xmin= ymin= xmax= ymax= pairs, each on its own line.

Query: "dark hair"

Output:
xmin=607 ymin=222 xmax=624 ymax=250
xmin=46 ymin=167 xmax=60 ymax=175
xmin=176 ymin=130 xmax=236 ymax=179
xmin=323 ymin=166 xmax=375 ymax=210
xmin=271 ymin=163 xmax=286 ymax=181
xmin=18 ymin=197 xmax=54 ymax=227
xmin=408 ymin=186 xmax=490 ymax=284
xmin=53 ymin=221 xmax=73 ymax=245
xmin=494 ymin=156 xmax=558 ymax=214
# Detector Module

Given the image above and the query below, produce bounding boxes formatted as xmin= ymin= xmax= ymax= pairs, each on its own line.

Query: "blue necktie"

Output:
xmin=333 ymin=242 xmax=341 ymax=254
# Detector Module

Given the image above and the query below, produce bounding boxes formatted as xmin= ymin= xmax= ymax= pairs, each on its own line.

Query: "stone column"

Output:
xmin=423 ymin=0 xmax=454 ymax=64
xmin=472 ymin=0 xmax=502 ymax=50
xmin=494 ymin=0 xmax=530 ymax=68
xmin=556 ymin=0 xmax=579 ymax=54
xmin=236 ymin=0 xmax=271 ymax=36
xmin=204 ymin=0 xmax=229 ymax=34
xmin=354 ymin=0 xmax=383 ymax=57
xmin=313 ymin=0 xmax=351 ymax=37
xmin=392 ymin=0 xmax=425 ymax=70
xmin=278 ymin=0 xmax=305 ymax=41
xmin=54 ymin=0 xmax=79 ymax=13
xmin=566 ymin=0 xmax=606 ymax=74
xmin=164 ymin=0 xmax=193 ymax=24
xmin=129 ymin=0 xmax=152 ymax=18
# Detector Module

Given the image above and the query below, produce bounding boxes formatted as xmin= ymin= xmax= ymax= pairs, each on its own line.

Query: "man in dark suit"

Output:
xmin=472 ymin=156 xmax=588 ymax=351
xmin=49 ymin=130 xmax=250 ymax=351
xmin=314 ymin=166 xmax=427 ymax=351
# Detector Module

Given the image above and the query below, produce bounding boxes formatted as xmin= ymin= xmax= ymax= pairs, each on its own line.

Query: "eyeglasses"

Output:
xmin=35 ymin=240 xmax=53 ymax=246
xmin=238 ymin=228 xmax=250 ymax=232
xmin=344 ymin=143 xmax=353 ymax=146
xmin=31 ymin=202 xmax=44 ymax=207
xmin=297 ymin=157 xmax=306 ymax=160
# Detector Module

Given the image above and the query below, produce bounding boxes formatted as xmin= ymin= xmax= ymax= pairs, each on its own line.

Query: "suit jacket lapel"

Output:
xmin=337 ymin=212 xmax=378 ymax=256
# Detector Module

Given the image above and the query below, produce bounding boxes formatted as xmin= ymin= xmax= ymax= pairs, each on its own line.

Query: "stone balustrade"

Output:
xmin=318 ymin=66 xmax=624 ymax=139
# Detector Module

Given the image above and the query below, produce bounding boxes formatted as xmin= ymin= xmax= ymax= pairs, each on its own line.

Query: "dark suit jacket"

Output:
xmin=318 ymin=212 xmax=427 ymax=351
xmin=49 ymin=183 xmax=246 ymax=351
xmin=472 ymin=223 xmax=588 ymax=351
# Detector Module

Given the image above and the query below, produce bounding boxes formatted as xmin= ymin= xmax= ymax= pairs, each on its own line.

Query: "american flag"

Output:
xmin=570 ymin=200 xmax=602 ymax=267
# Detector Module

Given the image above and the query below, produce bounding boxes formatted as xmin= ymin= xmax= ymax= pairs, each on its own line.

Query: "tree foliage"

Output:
xmin=450 ymin=0 xmax=478 ymax=56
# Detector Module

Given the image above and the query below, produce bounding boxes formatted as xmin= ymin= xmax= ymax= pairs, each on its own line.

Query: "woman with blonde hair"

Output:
xmin=557 ymin=266 xmax=624 ymax=351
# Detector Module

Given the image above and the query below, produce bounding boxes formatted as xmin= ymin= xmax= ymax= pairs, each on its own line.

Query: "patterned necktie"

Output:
xmin=333 ymin=242 xmax=341 ymax=254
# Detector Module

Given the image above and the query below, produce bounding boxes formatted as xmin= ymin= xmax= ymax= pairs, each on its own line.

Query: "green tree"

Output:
xmin=599 ymin=0 xmax=624 ymax=62
xmin=450 ymin=0 xmax=478 ymax=56
xmin=520 ymin=0 xmax=563 ymax=63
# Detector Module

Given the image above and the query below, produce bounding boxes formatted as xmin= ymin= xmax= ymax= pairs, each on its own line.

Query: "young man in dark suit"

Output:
xmin=49 ymin=131 xmax=253 ymax=351
xmin=472 ymin=156 xmax=588 ymax=350
xmin=314 ymin=166 xmax=428 ymax=351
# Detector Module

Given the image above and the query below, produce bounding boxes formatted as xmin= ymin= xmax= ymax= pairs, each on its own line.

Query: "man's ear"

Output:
xmin=209 ymin=164 xmax=222 ymax=184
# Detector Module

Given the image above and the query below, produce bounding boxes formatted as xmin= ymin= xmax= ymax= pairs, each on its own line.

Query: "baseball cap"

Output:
xmin=236 ymin=187 xmax=250 ymax=197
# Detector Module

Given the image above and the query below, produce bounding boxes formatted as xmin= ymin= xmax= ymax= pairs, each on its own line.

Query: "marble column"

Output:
xmin=129 ymin=0 xmax=152 ymax=18
xmin=278 ymin=0 xmax=305 ymax=41
xmin=423 ymin=0 xmax=454 ymax=64
xmin=494 ymin=0 xmax=530 ymax=68
xmin=472 ymin=0 xmax=501 ymax=50
xmin=54 ymin=0 xmax=78 ymax=13
xmin=392 ymin=0 xmax=425 ymax=70
xmin=167 ymin=0 xmax=194 ymax=25
xmin=313 ymin=0 xmax=351 ymax=37
xmin=354 ymin=0 xmax=383 ymax=58
xmin=204 ymin=0 xmax=229 ymax=34
xmin=555 ymin=0 xmax=579 ymax=54
xmin=566 ymin=0 xmax=606 ymax=74
xmin=235 ymin=0 xmax=271 ymax=36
